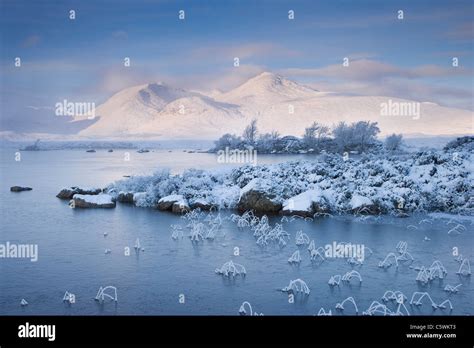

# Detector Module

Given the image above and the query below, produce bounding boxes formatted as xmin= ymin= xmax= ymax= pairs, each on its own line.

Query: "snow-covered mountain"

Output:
xmin=77 ymin=72 xmax=473 ymax=139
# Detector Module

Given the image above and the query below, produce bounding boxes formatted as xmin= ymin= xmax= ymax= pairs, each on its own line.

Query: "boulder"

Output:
xmin=237 ymin=180 xmax=282 ymax=213
xmin=117 ymin=191 xmax=134 ymax=204
xmin=57 ymin=187 xmax=101 ymax=200
xmin=70 ymin=194 xmax=116 ymax=208
xmin=156 ymin=195 xmax=185 ymax=211
xmin=350 ymin=194 xmax=381 ymax=215
xmin=189 ymin=198 xmax=214 ymax=211
xmin=281 ymin=189 xmax=330 ymax=217
xmin=172 ymin=201 xmax=191 ymax=214
xmin=10 ymin=186 xmax=32 ymax=192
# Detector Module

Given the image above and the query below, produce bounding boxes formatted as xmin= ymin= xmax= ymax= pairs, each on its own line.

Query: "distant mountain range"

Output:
xmin=70 ymin=72 xmax=472 ymax=139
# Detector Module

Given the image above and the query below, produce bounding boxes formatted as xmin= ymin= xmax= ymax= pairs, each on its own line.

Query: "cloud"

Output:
xmin=444 ymin=22 xmax=474 ymax=41
xmin=188 ymin=42 xmax=300 ymax=62
xmin=26 ymin=105 xmax=53 ymax=111
xmin=282 ymin=59 xmax=471 ymax=81
xmin=281 ymin=59 xmax=473 ymax=110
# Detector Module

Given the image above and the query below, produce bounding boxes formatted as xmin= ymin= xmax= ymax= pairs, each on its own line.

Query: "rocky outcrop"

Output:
xmin=189 ymin=198 xmax=214 ymax=211
xmin=281 ymin=189 xmax=330 ymax=217
xmin=349 ymin=195 xmax=381 ymax=215
xmin=172 ymin=201 xmax=190 ymax=214
xmin=57 ymin=187 xmax=102 ymax=200
xmin=117 ymin=191 xmax=134 ymax=203
xmin=10 ymin=186 xmax=32 ymax=192
xmin=157 ymin=194 xmax=190 ymax=213
xmin=70 ymin=194 xmax=116 ymax=208
xmin=237 ymin=180 xmax=282 ymax=213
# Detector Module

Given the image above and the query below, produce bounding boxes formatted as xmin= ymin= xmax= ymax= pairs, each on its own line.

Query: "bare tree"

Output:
xmin=303 ymin=122 xmax=318 ymax=148
xmin=243 ymin=119 xmax=258 ymax=145
xmin=384 ymin=133 xmax=403 ymax=151
xmin=332 ymin=121 xmax=380 ymax=151
xmin=303 ymin=122 xmax=330 ymax=148
xmin=315 ymin=125 xmax=330 ymax=145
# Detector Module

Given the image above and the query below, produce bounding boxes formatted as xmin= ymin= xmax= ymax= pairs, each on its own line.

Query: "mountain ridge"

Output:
xmin=76 ymin=72 xmax=473 ymax=139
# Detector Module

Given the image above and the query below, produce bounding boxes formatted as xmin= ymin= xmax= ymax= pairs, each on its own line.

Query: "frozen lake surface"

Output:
xmin=0 ymin=149 xmax=472 ymax=315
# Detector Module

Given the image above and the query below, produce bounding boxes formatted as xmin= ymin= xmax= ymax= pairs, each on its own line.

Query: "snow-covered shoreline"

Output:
xmin=104 ymin=140 xmax=473 ymax=217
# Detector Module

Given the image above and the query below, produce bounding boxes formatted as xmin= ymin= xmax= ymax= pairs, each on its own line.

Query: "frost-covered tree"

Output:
xmin=303 ymin=122 xmax=318 ymax=148
xmin=257 ymin=130 xmax=280 ymax=152
xmin=316 ymin=124 xmax=330 ymax=145
xmin=353 ymin=121 xmax=380 ymax=151
xmin=303 ymin=122 xmax=330 ymax=148
xmin=384 ymin=133 xmax=403 ymax=151
xmin=332 ymin=122 xmax=352 ymax=151
xmin=243 ymin=119 xmax=258 ymax=145
xmin=214 ymin=133 xmax=242 ymax=150
xmin=333 ymin=121 xmax=380 ymax=151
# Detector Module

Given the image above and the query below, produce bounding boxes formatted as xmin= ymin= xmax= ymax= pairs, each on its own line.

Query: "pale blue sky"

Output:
xmin=0 ymin=0 xmax=472 ymax=133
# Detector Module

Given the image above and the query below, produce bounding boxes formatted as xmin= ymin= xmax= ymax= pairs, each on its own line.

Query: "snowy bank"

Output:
xmin=105 ymin=143 xmax=473 ymax=216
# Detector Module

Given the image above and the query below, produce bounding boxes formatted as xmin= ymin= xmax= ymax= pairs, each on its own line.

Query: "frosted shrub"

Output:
xmin=342 ymin=270 xmax=363 ymax=284
xmin=328 ymin=275 xmax=341 ymax=286
xmin=409 ymin=292 xmax=438 ymax=309
xmin=239 ymin=301 xmax=263 ymax=316
xmin=335 ymin=297 xmax=358 ymax=313
xmin=281 ymin=278 xmax=310 ymax=295
xmin=310 ymin=246 xmax=326 ymax=262
xmin=382 ymin=290 xmax=407 ymax=304
xmin=215 ymin=260 xmax=246 ymax=277
xmin=189 ymin=222 xmax=205 ymax=242
xmin=288 ymin=250 xmax=302 ymax=264
xmin=444 ymin=284 xmax=461 ymax=293
xmin=295 ymin=231 xmax=310 ymax=246
xmin=171 ymin=225 xmax=184 ymax=240
xmin=362 ymin=301 xmax=393 ymax=316
xmin=95 ymin=286 xmax=118 ymax=303
xmin=317 ymin=308 xmax=332 ymax=316
xmin=456 ymin=259 xmax=471 ymax=276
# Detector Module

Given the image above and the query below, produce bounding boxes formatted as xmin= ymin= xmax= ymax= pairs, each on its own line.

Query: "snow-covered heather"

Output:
xmin=106 ymin=143 xmax=473 ymax=216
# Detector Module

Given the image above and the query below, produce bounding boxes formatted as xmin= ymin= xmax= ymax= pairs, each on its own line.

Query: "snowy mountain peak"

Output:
xmin=218 ymin=71 xmax=318 ymax=104
xmin=137 ymin=82 xmax=191 ymax=105
xmin=77 ymin=72 xmax=473 ymax=139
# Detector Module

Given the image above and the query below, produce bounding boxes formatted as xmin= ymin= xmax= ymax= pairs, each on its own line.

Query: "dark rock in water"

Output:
xmin=117 ymin=192 xmax=134 ymax=204
xmin=280 ymin=190 xmax=330 ymax=217
xmin=20 ymin=139 xmax=41 ymax=151
xmin=57 ymin=188 xmax=76 ymax=199
xmin=108 ymin=149 xmax=114 ymax=152
xmin=190 ymin=198 xmax=214 ymax=211
xmin=157 ymin=195 xmax=184 ymax=211
xmin=237 ymin=189 xmax=282 ymax=213
xmin=137 ymin=149 xmax=150 ymax=153
xmin=86 ymin=149 xmax=96 ymax=153
xmin=10 ymin=186 xmax=32 ymax=192
xmin=157 ymin=194 xmax=191 ymax=213
xmin=351 ymin=204 xmax=381 ymax=215
xmin=172 ymin=201 xmax=190 ymax=214
xmin=70 ymin=194 xmax=116 ymax=208
xmin=56 ymin=187 xmax=102 ymax=199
